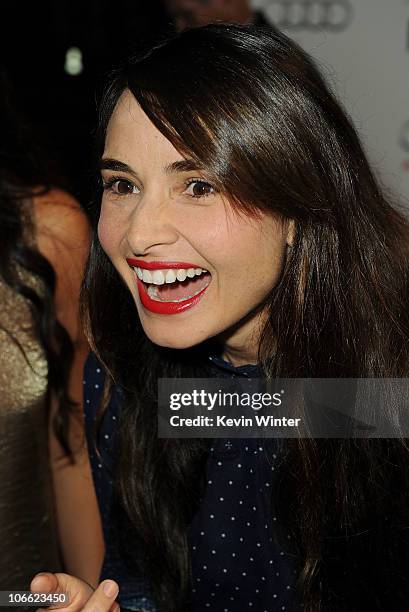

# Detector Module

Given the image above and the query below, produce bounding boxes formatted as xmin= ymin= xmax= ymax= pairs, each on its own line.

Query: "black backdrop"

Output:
xmin=0 ymin=0 xmax=171 ymax=205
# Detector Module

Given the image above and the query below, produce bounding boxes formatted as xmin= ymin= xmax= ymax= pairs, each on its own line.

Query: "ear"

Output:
xmin=286 ymin=219 xmax=295 ymax=247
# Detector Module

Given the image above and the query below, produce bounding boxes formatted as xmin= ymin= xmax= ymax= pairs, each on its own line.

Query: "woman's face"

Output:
xmin=98 ymin=91 xmax=293 ymax=364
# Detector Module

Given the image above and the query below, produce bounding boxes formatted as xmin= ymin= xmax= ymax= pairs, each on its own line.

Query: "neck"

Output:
xmin=221 ymin=346 xmax=258 ymax=367
xmin=215 ymin=298 xmax=271 ymax=366
xmin=218 ymin=312 xmax=264 ymax=367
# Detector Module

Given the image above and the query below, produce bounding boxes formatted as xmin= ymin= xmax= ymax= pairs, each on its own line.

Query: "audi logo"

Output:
xmin=266 ymin=0 xmax=354 ymax=32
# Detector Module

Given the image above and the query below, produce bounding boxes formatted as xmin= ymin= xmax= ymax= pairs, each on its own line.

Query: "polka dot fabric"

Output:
xmin=84 ymin=353 xmax=301 ymax=611
xmin=186 ymin=357 xmax=301 ymax=611
xmin=188 ymin=440 xmax=299 ymax=611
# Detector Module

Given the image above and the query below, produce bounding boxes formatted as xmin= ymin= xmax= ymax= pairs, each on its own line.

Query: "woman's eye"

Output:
xmin=103 ymin=178 xmax=140 ymax=195
xmin=185 ymin=179 xmax=215 ymax=198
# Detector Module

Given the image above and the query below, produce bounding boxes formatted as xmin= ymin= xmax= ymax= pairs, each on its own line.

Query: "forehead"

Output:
xmin=104 ymin=90 xmax=181 ymax=162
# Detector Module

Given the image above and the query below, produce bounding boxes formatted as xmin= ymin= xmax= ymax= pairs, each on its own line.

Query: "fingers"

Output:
xmin=30 ymin=572 xmax=119 ymax=611
xmin=81 ymin=580 xmax=119 ymax=612
xmin=30 ymin=572 xmax=94 ymax=611
xmin=31 ymin=572 xmax=59 ymax=594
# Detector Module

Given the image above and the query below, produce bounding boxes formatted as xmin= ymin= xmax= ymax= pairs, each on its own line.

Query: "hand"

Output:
xmin=30 ymin=572 xmax=120 ymax=612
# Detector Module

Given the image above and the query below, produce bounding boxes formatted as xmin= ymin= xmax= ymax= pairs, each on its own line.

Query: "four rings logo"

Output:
xmin=266 ymin=0 xmax=354 ymax=32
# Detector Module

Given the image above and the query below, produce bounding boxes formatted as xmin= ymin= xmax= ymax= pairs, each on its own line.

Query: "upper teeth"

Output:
xmin=134 ymin=267 xmax=208 ymax=285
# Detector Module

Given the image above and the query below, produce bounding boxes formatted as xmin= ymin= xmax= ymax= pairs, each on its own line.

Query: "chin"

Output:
xmin=143 ymin=326 xmax=207 ymax=350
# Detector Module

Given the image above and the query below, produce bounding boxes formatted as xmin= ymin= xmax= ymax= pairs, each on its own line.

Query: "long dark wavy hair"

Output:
xmin=82 ymin=25 xmax=409 ymax=611
xmin=0 ymin=68 xmax=75 ymax=457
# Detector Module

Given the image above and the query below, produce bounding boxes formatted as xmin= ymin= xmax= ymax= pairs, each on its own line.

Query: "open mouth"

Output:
xmin=134 ymin=266 xmax=211 ymax=303
xmin=126 ymin=259 xmax=212 ymax=315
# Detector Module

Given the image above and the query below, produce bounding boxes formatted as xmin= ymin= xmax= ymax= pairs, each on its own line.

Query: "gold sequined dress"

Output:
xmin=0 ymin=200 xmax=62 ymax=593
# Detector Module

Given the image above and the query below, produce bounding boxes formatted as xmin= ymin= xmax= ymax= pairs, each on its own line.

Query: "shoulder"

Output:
xmin=32 ymin=187 xmax=89 ymax=248
xmin=30 ymin=187 xmax=90 ymax=340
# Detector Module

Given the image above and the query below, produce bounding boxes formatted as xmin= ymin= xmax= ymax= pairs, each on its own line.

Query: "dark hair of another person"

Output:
xmin=82 ymin=25 xmax=409 ymax=611
xmin=0 ymin=68 xmax=75 ymax=458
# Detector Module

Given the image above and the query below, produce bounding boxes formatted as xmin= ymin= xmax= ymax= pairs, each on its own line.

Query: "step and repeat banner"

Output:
xmin=251 ymin=0 xmax=409 ymax=207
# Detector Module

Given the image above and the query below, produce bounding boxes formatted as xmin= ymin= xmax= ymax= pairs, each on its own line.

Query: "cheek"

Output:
xmin=97 ymin=208 xmax=120 ymax=259
xmin=222 ymin=223 xmax=287 ymax=293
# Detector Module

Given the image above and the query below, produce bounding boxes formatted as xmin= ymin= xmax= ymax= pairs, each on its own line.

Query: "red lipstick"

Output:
xmin=127 ymin=258 xmax=204 ymax=270
xmin=126 ymin=258 xmax=210 ymax=315
xmin=135 ymin=275 xmax=209 ymax=315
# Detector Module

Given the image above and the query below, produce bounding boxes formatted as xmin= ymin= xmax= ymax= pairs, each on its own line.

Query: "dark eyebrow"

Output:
xmin=100 ymin=157 xmax=203 ymax=177
xmin=99 ymin=158 xmax=139 ymax=179
xmin=164 ymin=159 xmax=202 ymax=174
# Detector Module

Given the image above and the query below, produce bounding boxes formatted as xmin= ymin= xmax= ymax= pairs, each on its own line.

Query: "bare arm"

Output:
xmin=34 ymin=189 xmax=104 ymax=587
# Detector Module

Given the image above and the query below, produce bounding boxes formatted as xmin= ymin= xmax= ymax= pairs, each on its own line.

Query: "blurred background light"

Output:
xmin=64 ymin=47 xmax=83 ymax=76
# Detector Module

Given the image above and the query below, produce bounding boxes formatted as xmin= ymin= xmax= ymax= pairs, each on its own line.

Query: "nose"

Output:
xmin=125 ymin=194 xmax=179 ymax=255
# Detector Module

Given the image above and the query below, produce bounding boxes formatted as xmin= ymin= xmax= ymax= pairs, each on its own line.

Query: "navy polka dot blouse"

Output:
xmin=83 ymin=353 xmax=302 ymax=612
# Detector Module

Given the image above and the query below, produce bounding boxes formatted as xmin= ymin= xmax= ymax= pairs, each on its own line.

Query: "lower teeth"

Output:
xmin=147 ymin=283 xmax=209 ymax=303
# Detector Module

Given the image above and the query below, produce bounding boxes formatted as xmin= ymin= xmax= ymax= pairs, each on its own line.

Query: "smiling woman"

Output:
xmin=97 ymin=92 xmax=293 ymax=352
xmin=32 ymin=23 xmax=409 ymax=612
